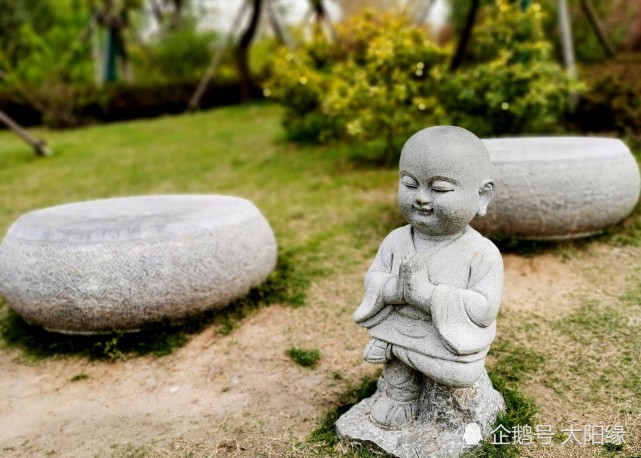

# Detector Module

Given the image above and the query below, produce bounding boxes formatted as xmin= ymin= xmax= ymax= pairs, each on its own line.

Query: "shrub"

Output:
xmin=266 ymin=12 xmax=450 ymax=160
xmin=0 ymin=79 xmax=261 ymax=129
xmin=265 ymin=38 xmax=346 ymax=143
xmin=266 ymin=4 xmax=579 ymax=162
xmin=574 ymin=54 xmax=641 ymax=142
xmin=323 ymin=12 xmax=450 ymax=163
xmin=576 ymin=77 xmax=641 ymax=139
xmin=441 ymin=1 xmax=581 ymax=136
xmin=0 ymin=5 xmax=93 ymax=88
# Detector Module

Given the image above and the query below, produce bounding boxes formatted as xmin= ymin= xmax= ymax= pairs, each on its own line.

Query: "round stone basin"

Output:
xmin=471 ymin=137 xmax=640 ymax=240
xmin=0 ymin=195 xmax=277 ymax=334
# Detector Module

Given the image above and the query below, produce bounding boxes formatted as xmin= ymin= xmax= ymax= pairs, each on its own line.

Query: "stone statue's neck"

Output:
xmin=412 ymin=226 xmax=469 ymax=244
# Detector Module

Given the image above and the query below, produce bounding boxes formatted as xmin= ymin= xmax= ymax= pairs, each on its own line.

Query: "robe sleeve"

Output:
xmin=430 ymin=241 xmax=503 ymax=355
xmin=353 ymin=232 xmax=397 ymax=327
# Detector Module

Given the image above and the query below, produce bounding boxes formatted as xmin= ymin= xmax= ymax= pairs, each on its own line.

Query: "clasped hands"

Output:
xmin=383 ymin=254 xmax=435 ymax=313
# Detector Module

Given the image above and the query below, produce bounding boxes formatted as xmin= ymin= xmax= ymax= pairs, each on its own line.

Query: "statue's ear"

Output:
xmin=477 ymin=180 xmax=494 ymax=217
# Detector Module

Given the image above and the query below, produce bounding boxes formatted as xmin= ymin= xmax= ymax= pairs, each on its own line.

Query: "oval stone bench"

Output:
xmin=0 ymin=195 xmax=277 ymax=334
xmin=471 ymin=137 xmax=640 ymax=240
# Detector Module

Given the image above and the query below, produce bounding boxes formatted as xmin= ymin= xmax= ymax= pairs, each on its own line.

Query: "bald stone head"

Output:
xmin=398 ymin=126 xmax=495 ymax=237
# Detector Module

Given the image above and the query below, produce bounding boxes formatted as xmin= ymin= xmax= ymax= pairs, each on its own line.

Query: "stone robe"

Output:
xmin=354 ymin=225 xmax=503 ymax=386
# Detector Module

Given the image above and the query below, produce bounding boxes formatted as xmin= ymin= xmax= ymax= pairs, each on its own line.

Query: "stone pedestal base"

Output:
xmin=336 ymin=370 xmax=505 ymax=458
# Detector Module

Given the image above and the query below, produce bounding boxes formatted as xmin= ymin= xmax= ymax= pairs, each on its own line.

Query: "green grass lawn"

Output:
xmin=0 ymin=102 xmax=406 ymax=359
xmin=0 ymin=103 xmax=640 ymax=457
xmin=0 ymin=103 xmax=402 ymax=259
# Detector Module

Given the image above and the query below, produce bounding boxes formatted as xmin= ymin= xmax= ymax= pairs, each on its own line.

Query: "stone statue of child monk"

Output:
xmin=352 ymin=126 xmax=503 ymax=430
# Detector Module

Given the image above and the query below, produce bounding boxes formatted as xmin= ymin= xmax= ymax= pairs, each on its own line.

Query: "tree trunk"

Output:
xmin=557 ymin=0 xmax=576 ymax=76
xmin=92 ymin=14 xmax=103 ymax=87
xmin=310 ymin=0 xmax=335 ymax=41
xmin=266 ymin=0 xmax=286 ymax=46
xmin=312 ymin=0 xmax=325 ymax=37
xmin=187 ymin=1 xmax=249 ymax=112
xmin=580 ymin=0 xmax=615 ymax=58
xmin=450 ymin=0 xmax=480 ymax=71
xmin=415 ymin=0 xmax=437 ymax=26
xmin=115 ymin=11 xmax=130 ymax=82
xmin=149 ymin=0 xmax=164 ymax=25
xmin=0 ymin=110 xmax=52 ymax=157
xmin=625 ymin=0 xmax=641 ymax=51
xmin=170 ymin=0 xmax=184 ymax=30
xmin=236 ymin=0 xmax=262 ymax=101
xmin=103 ymin=26 xmax=119 ymax=82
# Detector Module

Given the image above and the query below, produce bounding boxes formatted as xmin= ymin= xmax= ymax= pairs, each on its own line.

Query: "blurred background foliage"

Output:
xmin=0 ymin=0 xmax=92 ymax=86
xmin=0 ymin=0 xmax=640 ymax=156
xmin=266 ymin=1 xmax=578 ymax=161
xmin=448 ymin=0 xmax=641 ymax=62
xmin=0 ymin=0 xmax=249 ymax=128
xmin=442 ymin=1 xmax=580 ymax=137
xmin=266 ymin=11 xmax=451 ymax=156
xmin=130 ymin=19 xmax=219 ymax=83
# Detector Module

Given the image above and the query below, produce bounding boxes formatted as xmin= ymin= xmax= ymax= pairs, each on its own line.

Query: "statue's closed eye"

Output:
xmin=401 ymin=176 xmax=418 ymax=188
xmin=431 ymin=181 xmax=455 ymax=192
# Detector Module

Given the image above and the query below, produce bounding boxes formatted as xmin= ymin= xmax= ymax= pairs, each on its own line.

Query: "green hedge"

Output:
xmin=574 ymin=54 xmax=641 ymax=141
xmin=0 ymin=79 xmax=263 ymax=129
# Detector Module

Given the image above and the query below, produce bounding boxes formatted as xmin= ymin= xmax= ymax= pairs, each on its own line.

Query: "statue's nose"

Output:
xmin=415 ymin=188 xmax=431 ymax=205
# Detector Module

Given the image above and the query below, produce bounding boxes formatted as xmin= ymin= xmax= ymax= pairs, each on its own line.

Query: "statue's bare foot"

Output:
xmin=370 ymin=395 xmax=418 ymax=430
xmin=363 ymin=338 xmax=392 ymax=364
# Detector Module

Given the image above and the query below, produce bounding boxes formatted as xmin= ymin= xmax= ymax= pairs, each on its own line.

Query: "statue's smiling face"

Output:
xmin=398 ymin=149 xmax=487 ymax=237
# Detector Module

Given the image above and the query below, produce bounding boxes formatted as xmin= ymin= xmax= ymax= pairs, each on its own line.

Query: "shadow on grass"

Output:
xmin=305 ymin=372 xmax=381 ymax=457
xmin=490 ymin=234 xmax=602 ymax=258
xmin=491 ymin=237 xmax=564 ymax=257
xmin=0 ymin=251 xmax=310 ymax=361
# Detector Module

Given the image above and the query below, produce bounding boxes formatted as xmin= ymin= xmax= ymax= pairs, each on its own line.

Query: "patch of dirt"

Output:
xmin=501 ymin=243 xmax=633 ymax=320
xmin=0 ymin=262 xmax=374 ymax=458
xmin=500 ymin=244 xmax=641 ymax=458
xmin=1 ymin=245 xmax=639 ymax=457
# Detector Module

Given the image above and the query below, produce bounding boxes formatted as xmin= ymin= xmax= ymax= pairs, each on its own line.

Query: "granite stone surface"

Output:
xmin=474 ymin=137 xmax=640 ymax=239
xmin=342 ymin=127 xmax=505 ymax=456
xmin=336 ymin=369 xmax=505 ymax=458
xmin=0 ymin=195 xmax=277 ymax=334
